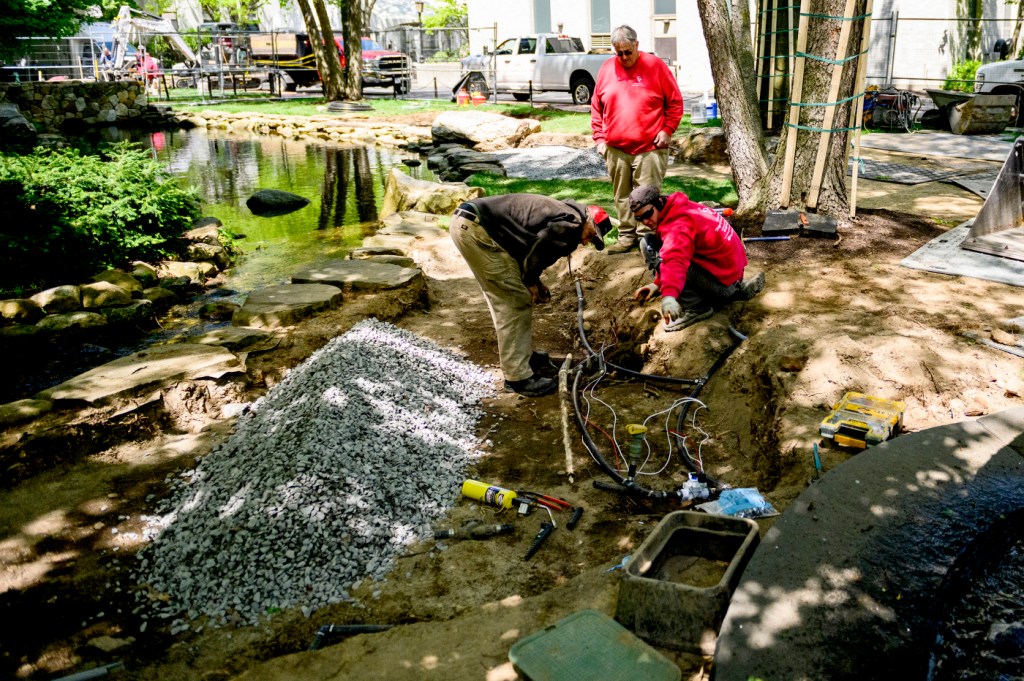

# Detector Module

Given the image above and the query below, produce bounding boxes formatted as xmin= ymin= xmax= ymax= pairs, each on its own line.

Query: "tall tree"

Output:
xmin=0 ymin=0 xmax=96 ymax=62
xmin=294 ymin=0 xmax=345 ymax=100
xmin=338 ymin=0 xmax=363 ymax=100
xmin=699 ymin=0 xmax=869 ymax=220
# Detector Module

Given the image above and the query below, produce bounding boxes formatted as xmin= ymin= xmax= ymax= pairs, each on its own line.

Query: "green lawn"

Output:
xmin=465 ymin=174 xmax=738 ymax=209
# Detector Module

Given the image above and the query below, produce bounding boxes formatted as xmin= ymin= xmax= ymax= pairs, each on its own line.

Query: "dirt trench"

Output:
xmin=2 ymin=208 xmax=1024 ymax=680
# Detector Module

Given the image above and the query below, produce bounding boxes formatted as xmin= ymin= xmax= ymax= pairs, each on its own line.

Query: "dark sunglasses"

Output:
xmin=634 ymin=207 xmax=654 ymax=221
xmin=616 ymin=49 xmax=634 ymax=57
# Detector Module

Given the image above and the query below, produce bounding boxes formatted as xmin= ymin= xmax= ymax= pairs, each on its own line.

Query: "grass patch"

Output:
xmin=465 ymin=174 xmax=738 ymax=209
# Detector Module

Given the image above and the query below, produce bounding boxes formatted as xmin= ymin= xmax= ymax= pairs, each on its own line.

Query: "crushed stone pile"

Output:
xmin=484 ymin=146 xmax=608 ymax=180
xmin=130 ymin=319 xmax=495 ymax=631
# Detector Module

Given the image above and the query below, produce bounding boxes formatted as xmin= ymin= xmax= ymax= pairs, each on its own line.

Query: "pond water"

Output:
xmin=136 ymin=128 xmax=435 ymax=294
xmin=4 ymin=130 xmax=435 ymax=402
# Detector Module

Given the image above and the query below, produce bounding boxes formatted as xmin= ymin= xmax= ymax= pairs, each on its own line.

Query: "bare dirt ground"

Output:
xmin=2 ymin=181 xmax=1024 ymax=678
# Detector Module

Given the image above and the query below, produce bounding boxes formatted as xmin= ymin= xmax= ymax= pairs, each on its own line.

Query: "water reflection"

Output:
xmin=122 ymin=127 xmax=433 ymax=293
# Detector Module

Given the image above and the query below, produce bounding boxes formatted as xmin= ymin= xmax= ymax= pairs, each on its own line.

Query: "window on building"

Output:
xmin=534 ymin=0 xmax=551 ymax=34
xmin=591 ymin=0 xmax=610 ymax=33
xmin=654 ymin=0 xmax=676 ymax=15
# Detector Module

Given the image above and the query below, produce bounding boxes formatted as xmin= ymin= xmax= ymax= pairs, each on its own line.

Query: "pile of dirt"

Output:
xmin=1 ymin=208 xmax=1022 ymax=680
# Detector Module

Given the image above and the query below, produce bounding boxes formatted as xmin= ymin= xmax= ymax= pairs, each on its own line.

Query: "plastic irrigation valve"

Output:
xmin=625 ymin=424 xmax=648 ymax=477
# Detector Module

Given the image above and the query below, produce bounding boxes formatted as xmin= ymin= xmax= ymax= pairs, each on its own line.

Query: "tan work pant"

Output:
xmin=449 ymin=214 xmax=533 ymax=382
xmin=603 ymin=146 xmax=669 ymax=239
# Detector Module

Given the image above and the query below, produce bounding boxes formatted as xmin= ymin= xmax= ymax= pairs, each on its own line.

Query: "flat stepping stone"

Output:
xmin=188 ymin=326 xmax=278 ymax=353
xmin=292 ymin=259 xmax=424 ymax=291
xmin=0 ymin=398 xmax=53 ymax=426
xmin=232 ymin=283 xmax=342 ymax=329
xmin=378 ymin=211 xmax=445 ymax=238
xmin=36 ymin=343 xmax=243 ymax=405
xmin=361 ymin=234 xmax=417 ymax=252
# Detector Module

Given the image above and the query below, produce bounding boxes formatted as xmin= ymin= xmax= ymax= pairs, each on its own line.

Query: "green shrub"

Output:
xmin=943 ymin=60 xmax=981 ymax=93
xmin=0 ymin=142 xmax=200 ymax=295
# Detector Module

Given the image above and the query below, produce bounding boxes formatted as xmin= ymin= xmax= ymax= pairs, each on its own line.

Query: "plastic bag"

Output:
xmin=697 ymin=488 xmax=778 ymax=519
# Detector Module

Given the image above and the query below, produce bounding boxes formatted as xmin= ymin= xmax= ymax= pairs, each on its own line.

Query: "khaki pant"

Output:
xmin=450 ymin=214 xmax=533 ymax=382
xmin=603 ymin=146 xmax=669 ymax=239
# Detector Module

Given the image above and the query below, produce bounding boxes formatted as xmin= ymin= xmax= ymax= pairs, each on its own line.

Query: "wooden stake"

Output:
xmin=849 ymin=0 xmax=875 ymax=217
xmin=780 ymin=0 xmax=812 ymax=208
xmin=767 ymin=0 xmax=780 ymax=129
xmin=755 ymin=0 xmax=769 ymax=122
xmin=806 ymin=0 xmax=859 ymax=210
xmin=558 ymin=354 xmax=575 ymax=484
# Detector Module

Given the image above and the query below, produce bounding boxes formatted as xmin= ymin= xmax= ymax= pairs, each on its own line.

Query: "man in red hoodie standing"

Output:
xmin=628 ymin=185 xmax=765 ymax=330
xmin=591 ymin=25 xmax=683 ymax=254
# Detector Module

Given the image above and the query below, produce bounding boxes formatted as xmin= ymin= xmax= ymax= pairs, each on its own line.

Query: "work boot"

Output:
xmin=735 ymin=272 xmax=766 ymax=301
xmin=504 ymin=374 xmax=557 ymax=397
xmin=529 ymin=351 xmax=557 ymax=376
xmin=665 ymin=307 xmax=713 ymax=332
xmin=606 ymin=234 xmax=639 ymax=254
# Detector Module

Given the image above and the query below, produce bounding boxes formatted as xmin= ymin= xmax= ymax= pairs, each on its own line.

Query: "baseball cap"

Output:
xmin=587 ymin=205 xmax=612 ymax=250
xmin=628 ymin=185 xmax=662 ymax=214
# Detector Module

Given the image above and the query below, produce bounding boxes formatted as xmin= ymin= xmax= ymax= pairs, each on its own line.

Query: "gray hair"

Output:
xmin=610 ymin=25 xmax=637 ymax=45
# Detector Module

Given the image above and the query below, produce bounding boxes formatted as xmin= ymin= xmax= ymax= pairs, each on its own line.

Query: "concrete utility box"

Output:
xmin=615 ymin=511 xmax=760 ymax=656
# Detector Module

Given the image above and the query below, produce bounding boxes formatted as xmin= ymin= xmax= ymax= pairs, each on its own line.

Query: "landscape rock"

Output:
xmin=431 ymin=110 xmax=540 ymax=151
xmin=188 ymin=326 xmax=277 ymax=353
xmin=378 ymin=211 xmax=446 ymax=238
xmin=361 ymin=255 xmax=416 ymax=267
xmin=199 ymin=301 xmax=240 ymax=320
xmin=184 ymin=219 xmax=223 ymax=244
xmin=0 ymin=398 xmax=52 ymax=426
xmin=674 ymin=127 xmax=730 ymax=165
xmin=30 ymin=285 xmax=81 ymax=314
xmin=141 ymin=286 xmax=178 ymax=310
xmin=159 ymin=261 xmax=210 ymax=285
xmin=0 ymin=102 xmax=37 ymax=149
xmin=36 ymin=343 xmax=244 ymax=404
xmin=35 ymin=311 xmax=107 ymax=332
xmin=91 ymin=269 xmax=143 ymax=296
xmin=131 ymin=262 xmax=159 ymax=287
xmin=187 ymin=242 xmax=231 ymax=269
xmin=378 ymin=168 xmax=482 ymax=220
xmin=246 ymin=189 xmax=310 ymax=217
xmin=350 ymin=246 xmax=407 ymax=259
xmin=232 ymin=284 xmax=343 ymax=329
xmin=101 ymin=300 xmax=155 ymax=326
xmin=1 ymin=298 xmax=44 ymax=324
xmin=80 ymin=281 xmax=133 ymax=309
xmin=292 ymin=259 xmax=425 ymax=291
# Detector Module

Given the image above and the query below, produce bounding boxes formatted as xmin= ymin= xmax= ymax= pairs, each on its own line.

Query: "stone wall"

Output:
xmin=0 ymin=80 xmax=147 ymax=132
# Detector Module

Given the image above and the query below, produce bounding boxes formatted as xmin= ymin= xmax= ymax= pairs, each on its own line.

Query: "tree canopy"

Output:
xmin=0 ymin=0 xmax=101 ymax=61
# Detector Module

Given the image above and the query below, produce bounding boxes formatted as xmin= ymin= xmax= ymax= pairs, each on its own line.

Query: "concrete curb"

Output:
xmin=714 ymin=407 xmax=1024 ymax=680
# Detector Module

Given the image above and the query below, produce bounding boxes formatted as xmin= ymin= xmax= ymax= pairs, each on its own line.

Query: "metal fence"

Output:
xmin=866 ymin=16 xmax=1020 ymax=90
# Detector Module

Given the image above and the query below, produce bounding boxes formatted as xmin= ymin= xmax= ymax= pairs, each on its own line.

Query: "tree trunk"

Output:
xmin=314 ymin=0 xmax=346 ymax=100
xmin=765 ymin=0 xmax=867 ymax=217
xmin=340 ymin=0 xmax=363 ymax=100
xmin=697 ymin=0 xmax=770 ymax=216
xmin=703 ymin=0 xmax=868 ymax=220
xmin=294 ymin=0 xmax=343 ymax=101
xmin=1010 ymin=0 xmax=1024 ymax=58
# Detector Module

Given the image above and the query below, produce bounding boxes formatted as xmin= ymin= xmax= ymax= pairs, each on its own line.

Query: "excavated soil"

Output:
xmin=1 ymin=207 xmax=1023 ymax=681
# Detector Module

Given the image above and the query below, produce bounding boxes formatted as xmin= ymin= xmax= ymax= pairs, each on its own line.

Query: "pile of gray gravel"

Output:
xmin=131 ymin=319 xmax=495 ymax=630
xmin=484 ymin=146 xmax=608 ymax=180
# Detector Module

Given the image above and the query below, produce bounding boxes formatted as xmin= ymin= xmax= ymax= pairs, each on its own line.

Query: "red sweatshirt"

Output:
xmin=591 ymin=52 xmax=683 ymax=155
xmin=654 ymin=193 xmax=747 ymax=300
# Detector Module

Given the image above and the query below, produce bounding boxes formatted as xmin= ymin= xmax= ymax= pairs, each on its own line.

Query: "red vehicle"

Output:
xmin=251 ymin=33 xmax=412 ymax=93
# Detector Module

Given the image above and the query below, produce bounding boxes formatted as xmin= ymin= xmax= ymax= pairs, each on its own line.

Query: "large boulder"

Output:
xmin=0 ymin=103 xmax=37 ymax=150
xmin=36 ymin=311 xmax=107 ymax=333
xmin=31 ymin=285 xmax=82 ymax=314
xmin=186 ymin=242 xmax=231 ymax=270
xmin=431 ymin=110 xmax=541 ymax=151
xmin=80 ymin=281 xmax=133 ymax=309
xmin=101 ymin=300 xmax=155 ymax=326
xmin=184 ymin=218 xmax=223 ymax=244
xmin=159 ymin=261 xmax=215 ymax=284
xmin=379 ymin=168 xmax=483 ymax=220
xmin=674 ymin=128 xmax=730 ymax=165
xmin=92 ymin=269 xmax=143 ymax=296
xmin=246 ymin=189 xmax=310 ymax=217
xmin=1 ymin=298 xmax=44 ymax=325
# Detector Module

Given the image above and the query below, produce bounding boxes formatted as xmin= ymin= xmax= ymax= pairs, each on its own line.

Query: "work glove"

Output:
xmin=661 ymin=296 xmax=682 ymax=323
xmin=634 ymin=283 xmax=660 ymax=303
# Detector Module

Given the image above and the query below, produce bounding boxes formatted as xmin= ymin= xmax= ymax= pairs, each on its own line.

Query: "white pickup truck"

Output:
xmin=461 ymin=34 xmax=613 ymax=105
xmin=974 ymin=59 xmax=1024 ymax=126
